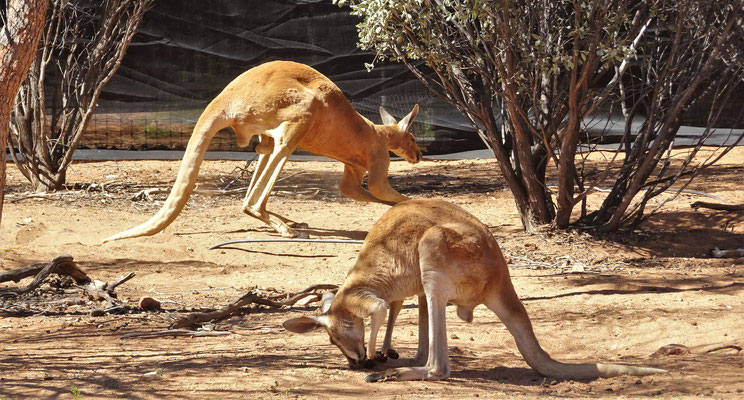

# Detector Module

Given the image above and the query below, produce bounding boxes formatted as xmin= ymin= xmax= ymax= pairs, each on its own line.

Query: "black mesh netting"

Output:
xmin=84 ymin=0 xmax=483 ymax=154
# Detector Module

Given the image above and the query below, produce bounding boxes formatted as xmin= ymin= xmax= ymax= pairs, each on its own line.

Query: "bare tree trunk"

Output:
xmin=8 ymin=0 xmax=153 ymax=193
xmin=0 ymin=0 xmax=49 ymax=226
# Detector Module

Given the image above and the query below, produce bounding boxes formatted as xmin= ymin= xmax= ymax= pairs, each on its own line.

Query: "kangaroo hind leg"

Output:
xmin=241 ymin=122 xmax=305 ymax=237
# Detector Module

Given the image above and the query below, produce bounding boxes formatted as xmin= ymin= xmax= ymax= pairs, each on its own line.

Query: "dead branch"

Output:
xmin=0 ymin=256 xmax=135 ymax=314
xmin=171 ymin=284 xmax=338 ymax=329
xmin=79 ymin=281 xmax=120 ymax=310
xmin=8 ymin=191 xmax=85 ymax=203
xmin=691 ymin=201 xmax=744 ymax=212
xmin=0 ymin=255 xmax=90 ymax=296
xmin=72 ymin=272 xmax=136 ymax=310
xmin=108 ymin=272 xmax=136 ymax=291
xmin=703 ymin=345 xmax=742 ymax=354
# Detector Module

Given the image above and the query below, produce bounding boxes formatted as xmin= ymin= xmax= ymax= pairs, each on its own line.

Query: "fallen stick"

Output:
xmin=109 ymin=272 xmax=136 ymax=291
xmin=0 ymin=256 xmax=136 ymax=313
xmin=0 ymin=255 xmax=90 ymax=296
xmin=8 ymin=191 xmax=85 ymax=203
xmin=79 ymin=281 xmax=121 ymax=310
xmin=171 ymin=284 xmax=338 ymax=329
xmin=703 ymin=345 xmax=742 ymax=354
xmin=691 ymin=201 xmax=744 ymax=211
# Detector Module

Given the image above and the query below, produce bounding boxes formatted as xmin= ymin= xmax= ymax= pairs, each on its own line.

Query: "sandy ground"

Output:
xmin=1 ymin=148 xmax=743 ymax=399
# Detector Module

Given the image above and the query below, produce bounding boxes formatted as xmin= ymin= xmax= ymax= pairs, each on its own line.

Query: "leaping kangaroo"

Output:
xmin=104 ymin=60 xmax=421 ymax=242
xmin=284 ymin=199 xmax=668 ymax=382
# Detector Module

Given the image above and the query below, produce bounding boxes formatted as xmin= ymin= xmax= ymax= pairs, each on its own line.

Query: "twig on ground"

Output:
xmin=276 ymin=171 xmax=305 ymax=183
xmin=109 ymin=273 xmax=136 ymax=291
xmin=703 ymin=345 xmax=742 ymax=354
xmin=691 ymin=201 xmax=744 ymax=211
xmin=8 ymin=191 xmax=85 ymax=203
xmin=187 ymin=286 xmax=239 ymax=292
xmin=0 ymin=255 xmax=90 ymax=296
xmin=170 ymin=284 xmax=338 ymax=329
xmin=507 ymin=256 xmax=557 ymax=269
xmin=0 ymin=255 xmax=135 ymax=313
xmin=130 ymin=188 xmax=168 ymax=201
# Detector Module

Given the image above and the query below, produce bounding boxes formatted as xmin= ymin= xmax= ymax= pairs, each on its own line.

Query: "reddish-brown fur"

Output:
xmin=104 ymin=61 xmax=421 ymax=242
xmin=285 ymin=199 xmax=667 ymax=382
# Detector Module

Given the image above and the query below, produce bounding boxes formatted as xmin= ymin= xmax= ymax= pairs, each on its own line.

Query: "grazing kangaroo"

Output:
xmin=104 ymin=60 xmax=421 ymax=242
xmin=284 ymin=199 xmax=667 ymax=382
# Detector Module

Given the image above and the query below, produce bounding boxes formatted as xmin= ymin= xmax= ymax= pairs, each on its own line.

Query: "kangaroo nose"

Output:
xmin=347 ymin=356 xmax=373 ymax=369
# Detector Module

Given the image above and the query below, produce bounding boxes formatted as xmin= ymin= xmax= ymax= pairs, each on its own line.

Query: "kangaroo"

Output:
xmin=284 ymin=199 xmax=667 ymax=382
xmin=103 ymin=60 xmax=421 ymax=242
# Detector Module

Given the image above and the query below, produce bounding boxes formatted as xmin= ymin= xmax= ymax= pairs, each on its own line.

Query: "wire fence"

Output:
xmin=84 ymin=109 xmax=245 ymax=151
xmin=78 ymin=89 xmax=483 ymax=154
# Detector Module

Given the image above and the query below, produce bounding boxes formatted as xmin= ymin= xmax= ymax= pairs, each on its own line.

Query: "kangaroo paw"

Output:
xmin=289 ymin=221 xmax=309 ymax=229
xmin=386 ymin=348 xmax=400 ymax=360
xmin=373 ymin=351 xmax=388 ymax=363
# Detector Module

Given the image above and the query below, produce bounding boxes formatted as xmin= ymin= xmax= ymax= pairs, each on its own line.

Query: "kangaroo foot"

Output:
xmin=366 ymin=368 xmax=400 ymax=382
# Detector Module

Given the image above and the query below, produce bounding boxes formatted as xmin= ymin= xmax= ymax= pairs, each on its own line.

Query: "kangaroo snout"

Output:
xmin=347 ymin=355 xmax=375 ymax=370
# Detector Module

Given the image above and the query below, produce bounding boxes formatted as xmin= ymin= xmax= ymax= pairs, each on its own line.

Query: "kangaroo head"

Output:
xmin=380 ymin=104 xmax=422 ymax=164
xmin=283 ymin=292 xmax=369 ymax=368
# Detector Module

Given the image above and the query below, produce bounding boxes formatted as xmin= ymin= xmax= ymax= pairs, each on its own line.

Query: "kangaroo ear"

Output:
xmin=397 ymin=104 xmax=419 ymax=132
xmin=320 ymin=291 xmax=335 ymax=314
xmin=283 ymin=315 xmax=328 ymax=333
xmin=379 ymin=106 xmax=397 ymax=125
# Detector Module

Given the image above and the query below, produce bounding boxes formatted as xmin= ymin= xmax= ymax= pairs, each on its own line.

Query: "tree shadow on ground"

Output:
xmin=582 ymin=207 xmax=744 ymax=259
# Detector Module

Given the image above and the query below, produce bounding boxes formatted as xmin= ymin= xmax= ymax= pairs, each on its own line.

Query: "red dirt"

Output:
xmin=1 ymin=148 xmax=743 ymax=399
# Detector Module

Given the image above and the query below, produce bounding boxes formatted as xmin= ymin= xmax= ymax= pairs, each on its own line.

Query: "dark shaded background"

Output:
xmin=88 ymin=0 xmax=480 ymax=153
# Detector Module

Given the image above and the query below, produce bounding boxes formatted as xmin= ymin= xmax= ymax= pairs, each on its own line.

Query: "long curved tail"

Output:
xmin=486 ymin=279 xmax=667 ymax=380
xmin=103 ymin=106 xmax=227 ymax=243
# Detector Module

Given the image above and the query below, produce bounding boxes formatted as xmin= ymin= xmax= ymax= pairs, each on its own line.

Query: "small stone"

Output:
xmin=138 ymin=296 xmax=161 ymax=311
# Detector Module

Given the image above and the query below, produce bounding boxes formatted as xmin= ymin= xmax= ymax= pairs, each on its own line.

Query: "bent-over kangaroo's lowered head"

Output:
xmin=103 ymin=60 xmax=421 ymax=242
xmin=284 ymin=199 xmax=668 ymax=382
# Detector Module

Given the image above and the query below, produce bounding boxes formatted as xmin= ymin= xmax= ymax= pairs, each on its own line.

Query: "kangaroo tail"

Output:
xmin=485 ymin=277 xmax=667 ymax=380
xmin=103 ymin=105 xmax=227 ymax=243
